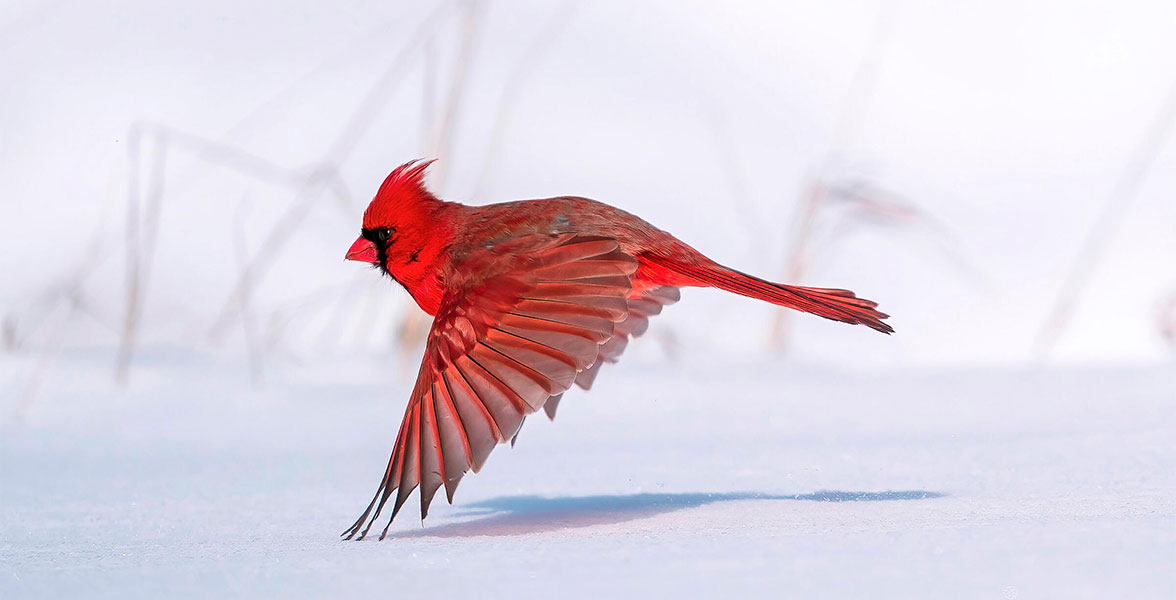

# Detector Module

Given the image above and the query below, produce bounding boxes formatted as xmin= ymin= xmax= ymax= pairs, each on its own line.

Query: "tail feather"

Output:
xmin=665 ymin=261 xmax=893 ymax=334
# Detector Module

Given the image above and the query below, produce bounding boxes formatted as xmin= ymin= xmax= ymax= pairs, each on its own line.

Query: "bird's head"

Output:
xmin=346 ymin=159 xmax=448 ymax=282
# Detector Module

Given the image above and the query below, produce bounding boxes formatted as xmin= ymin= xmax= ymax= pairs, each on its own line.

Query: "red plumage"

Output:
xmin=342 ymin=160 xmax=891 ymax=539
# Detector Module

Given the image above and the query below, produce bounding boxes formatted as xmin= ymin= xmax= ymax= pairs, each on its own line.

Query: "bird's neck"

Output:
xmin=385 ymin=199 xmax=467 ymax=316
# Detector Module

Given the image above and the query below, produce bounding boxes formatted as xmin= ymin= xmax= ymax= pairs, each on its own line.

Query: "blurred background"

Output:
xmin=2 ymin=0 xmax=1175 ymax=402
xmin=3 ymin=3 xmax=1176 ymax=595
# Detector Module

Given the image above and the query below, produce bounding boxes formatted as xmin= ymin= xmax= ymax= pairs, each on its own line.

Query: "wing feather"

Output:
xmin=483 ymin=330 xmax=580 ymax=385
xmin=574 ymin=286 xmax=680 ymax=390
xmin=390 ymin=403 xmax=420 ymax=521
xmin=343 ymin=234 xmax=638 ymax=540
xmin=431 ymin=379 xmax=471 ymax=491
xmin=442 ymin=368 xmax=500 ymax=467
xmin=418 ymin=388 xmax=445 ymax=518
xmin=456 ymin=354 xmax=527 ymax=437
xmin=470 ymin=342 xmax=558 ymax=406
xmin=506 ymin=302 xmax=617 ymax=336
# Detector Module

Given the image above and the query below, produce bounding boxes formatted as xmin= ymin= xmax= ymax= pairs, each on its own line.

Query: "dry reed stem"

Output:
xmin=770 ymin=0 xmax=897 ymax=351
xmin=821 ymin=181 xmax=987 ymax=287
xmin=424 ymin=0 xmax=481 ymax=189
xmin=114 ymin=123 xmax=350 ymax=383
xmin=1031 ymin=81 xmax=1176 ymax=360
xmin=471 ymin=0 xmax=579 ymax=200
xmin=703 ymin=107 xmax=771 ymax=260
xmin=233 ymin=197 xmax=265 ymax=386
xmin=10 ymin=237 xmax=122 ymax=417
xmin=770 ymin=181 xmax=827 ymax=349
xmin=16 ymin=4 xmax=453 ymax=386
xmin=12 ymin=302 xmax=72 ymax=423
xmin=118 ymin=129 xmax=168 ymax=384
xmin=325 ymin=3 xmax=454 ymax=165
xmin=396 ymin=0 xmax=483 ymax=357
xmin=1158 ymin=288 xmax=1176 ymax=347
xmin=208 ymin=5 xmax=453 ymax=346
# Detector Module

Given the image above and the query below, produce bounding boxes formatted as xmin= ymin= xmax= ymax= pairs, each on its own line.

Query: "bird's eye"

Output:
xmin=378 ymin=228 xmax=393 ymax=242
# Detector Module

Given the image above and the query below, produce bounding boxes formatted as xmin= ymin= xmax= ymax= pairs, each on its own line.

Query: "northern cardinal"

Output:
xmin=342 ymin=160 xmax=891 ymax=540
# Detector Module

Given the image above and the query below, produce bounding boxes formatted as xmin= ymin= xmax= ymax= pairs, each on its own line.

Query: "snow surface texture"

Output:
xmin=3 ymin=352 xmax=1173 ymax=598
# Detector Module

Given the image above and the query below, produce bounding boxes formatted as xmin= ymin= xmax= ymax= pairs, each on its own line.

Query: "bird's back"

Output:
xmin=458 ymin=196 xmax=700 ymax=263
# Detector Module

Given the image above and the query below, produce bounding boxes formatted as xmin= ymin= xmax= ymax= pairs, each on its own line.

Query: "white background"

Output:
xmin=2 ymin=1 xmax=1174 ymax=597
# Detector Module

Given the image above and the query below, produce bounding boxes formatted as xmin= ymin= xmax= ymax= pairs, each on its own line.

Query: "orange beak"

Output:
xmin=345 ymin=236 xmax=379 ymax=263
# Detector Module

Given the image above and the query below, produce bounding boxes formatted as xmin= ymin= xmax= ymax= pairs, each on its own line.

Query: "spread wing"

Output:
xmin=343 ymin=234 xmax=637 ymax=540
xmin=566 ymin=285 xmax=680 ymax=394
xmin=538 ymin=286 xmax=679 ymax=421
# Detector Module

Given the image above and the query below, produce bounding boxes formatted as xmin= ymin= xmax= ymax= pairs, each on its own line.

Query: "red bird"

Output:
xmin=343 ymin=160 xmax=891 ymax=539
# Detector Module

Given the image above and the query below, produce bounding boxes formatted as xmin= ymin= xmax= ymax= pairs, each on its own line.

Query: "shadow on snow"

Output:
xmin=390 ymin=490 xmax=945 ymax=538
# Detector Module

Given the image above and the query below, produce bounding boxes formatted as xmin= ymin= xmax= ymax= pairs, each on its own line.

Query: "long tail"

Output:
xmin=655 ymin=258 xmax=893 ymax=334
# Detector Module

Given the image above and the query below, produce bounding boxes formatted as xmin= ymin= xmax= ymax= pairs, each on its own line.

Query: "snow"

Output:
xmin=3 ymin=1 xmax=1176 ymax=597
xmin=3 ymin=351 xmax=1173 ymax=598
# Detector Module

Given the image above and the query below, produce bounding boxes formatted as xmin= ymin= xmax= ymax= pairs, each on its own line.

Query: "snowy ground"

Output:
xmin=2 ymin=350 xmax=1173 ymax=598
